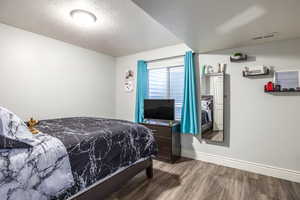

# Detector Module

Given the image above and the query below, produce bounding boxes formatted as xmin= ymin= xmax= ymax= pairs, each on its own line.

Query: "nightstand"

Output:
xmin=140 ymin=121 xmax=181 ymax=163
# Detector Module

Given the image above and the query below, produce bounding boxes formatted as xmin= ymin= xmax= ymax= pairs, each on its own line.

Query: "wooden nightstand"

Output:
xmin=140 ymin=121 xmax=181 ymax=163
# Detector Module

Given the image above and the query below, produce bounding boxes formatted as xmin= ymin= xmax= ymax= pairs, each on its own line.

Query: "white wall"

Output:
xmin=115 ymin=39 xmax=300 ymax=176
xmin=0 ymin=23 xmax=116 ymax=120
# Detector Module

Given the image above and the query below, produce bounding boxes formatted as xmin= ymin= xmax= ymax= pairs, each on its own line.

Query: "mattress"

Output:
xmin=35 ymin=117 xmax=157 ymax=200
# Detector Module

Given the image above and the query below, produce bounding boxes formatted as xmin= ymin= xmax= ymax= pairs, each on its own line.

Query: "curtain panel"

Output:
xmin=134 ymin=60 xmax=148 ymax=123
xmin=181 ymin=51 xmax=199 ymax=134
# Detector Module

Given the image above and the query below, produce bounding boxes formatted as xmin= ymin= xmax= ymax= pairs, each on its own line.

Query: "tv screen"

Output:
xmin=144 ymin=99 xmax=174 ymax=120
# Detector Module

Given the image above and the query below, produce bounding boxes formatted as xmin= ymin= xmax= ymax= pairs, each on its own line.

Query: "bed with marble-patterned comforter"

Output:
xmin=0 ymin=106 xmax=157 ymax=200
xmin=35 ymin=117 xmax=157 ymax=200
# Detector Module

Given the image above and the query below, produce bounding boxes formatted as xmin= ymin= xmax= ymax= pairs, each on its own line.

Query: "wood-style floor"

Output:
xmin=202 ymin=130 xmax=224 ymax=142
xmin=107 ymin=158 xmax=300 ymax=200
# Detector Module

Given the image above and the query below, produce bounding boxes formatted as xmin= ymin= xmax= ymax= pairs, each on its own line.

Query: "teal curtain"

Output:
xmin=135 ymin=60 xmax=148 ymax=123
xmin=181 ymin=51 xmax=199 ymax=134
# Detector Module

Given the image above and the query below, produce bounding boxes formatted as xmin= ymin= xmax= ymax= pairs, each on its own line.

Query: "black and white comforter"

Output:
xmin=0 ymin=107 xmax=157 ymax=200
xmin=35 ymin=117 xmax=157 ymax=199
xmin=0 ymin=108 xmax=74 ymax=200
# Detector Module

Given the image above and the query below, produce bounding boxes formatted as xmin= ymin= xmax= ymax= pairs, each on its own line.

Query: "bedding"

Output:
xmin=35 ymin=117 xmax=157 ymax=200
xmin=0 ymin=107 xmax=157 ymax=200
xmin=0 ymin=107 xmax=32 ymax=148
xmin=201 ymin=110 xmax=210 ymax=125
xmin=201 ymin=97 xmax=213 ymax=133
xmin=201 ymin=100 xmax=212 ymax=125
xmin=0 ymin=107 xmax=74 ymax=200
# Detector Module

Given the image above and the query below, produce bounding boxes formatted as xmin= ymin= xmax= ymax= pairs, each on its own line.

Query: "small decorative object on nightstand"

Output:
xmin=140 ymin=120 xmax=181 ymax=163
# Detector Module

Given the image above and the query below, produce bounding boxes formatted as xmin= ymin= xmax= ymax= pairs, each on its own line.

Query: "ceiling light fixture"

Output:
xmin=70 ymin=9 xmax=97 ymax=26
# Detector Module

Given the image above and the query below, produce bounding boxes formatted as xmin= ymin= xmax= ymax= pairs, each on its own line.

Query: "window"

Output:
xmin=148 ymin=66 xmax=184 ymax=120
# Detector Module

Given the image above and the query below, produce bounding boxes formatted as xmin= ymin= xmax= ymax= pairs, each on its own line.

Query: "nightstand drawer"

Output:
xmin=155 ymin=137 xmax=172 ymax=160
xmin=139 ymin=122 xmax=181 ymax=163
xmin=146 ymin=125 xmax=171 ymax=139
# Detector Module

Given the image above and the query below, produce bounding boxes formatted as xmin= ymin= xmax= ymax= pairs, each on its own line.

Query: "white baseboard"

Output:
xmin=181 ymin=149 xmax=300 ymax=183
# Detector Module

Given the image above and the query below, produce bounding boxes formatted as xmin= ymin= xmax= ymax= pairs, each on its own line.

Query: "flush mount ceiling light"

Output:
xmin=70 ymin=9 xmax=97 ymax=26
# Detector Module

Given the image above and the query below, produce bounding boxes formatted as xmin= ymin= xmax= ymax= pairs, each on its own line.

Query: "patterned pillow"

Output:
xmin=0 ymin=107 xmax=32 ymax=149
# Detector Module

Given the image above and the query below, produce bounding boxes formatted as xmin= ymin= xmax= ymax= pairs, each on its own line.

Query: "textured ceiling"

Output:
xmin=133 ymin=0 xmax=300 ymax=53
xmin=0 ymin=0 xmax=180 ymax=56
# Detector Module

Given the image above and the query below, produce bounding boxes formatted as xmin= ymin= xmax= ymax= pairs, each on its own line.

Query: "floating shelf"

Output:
xmin=205 ymin=72 xmax=224 ymax=76
xmin=243 ymin=68 xmax=270 ymax=77
xmin=230 ymin=55 xmax=247 ymax=62
xmin=265 ymin=90 xmax=300 ymax=93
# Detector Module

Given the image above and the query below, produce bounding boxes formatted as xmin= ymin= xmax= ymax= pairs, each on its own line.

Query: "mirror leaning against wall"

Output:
xmin=200 ymin=64 xmax=225 ymax=142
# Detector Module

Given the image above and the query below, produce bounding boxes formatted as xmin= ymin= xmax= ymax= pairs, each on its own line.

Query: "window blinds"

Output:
xmin=148 ymin=66 xmax=184 ymax=120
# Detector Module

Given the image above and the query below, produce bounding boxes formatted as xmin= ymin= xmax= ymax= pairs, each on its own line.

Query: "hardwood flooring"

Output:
xmin=107 ymin=158 xmax=300 ymax=200
xmin=202 ymin=130 xmax=224 ymax=142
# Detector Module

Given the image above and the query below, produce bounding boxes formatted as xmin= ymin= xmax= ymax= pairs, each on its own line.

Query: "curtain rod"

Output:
xmin=145 ymin=52 xmax=196 ymax=63
xmin=146 ymin=54 xmax=184 ymax=63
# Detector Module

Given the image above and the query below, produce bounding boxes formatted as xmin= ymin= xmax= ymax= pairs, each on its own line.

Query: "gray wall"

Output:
xmin=115 ymin=40 xmax=300 ymax=172
xmin=0 ymin=23 xmax=116 ymax=120
xmin=188 ymin=39 xmax=300 ymax=172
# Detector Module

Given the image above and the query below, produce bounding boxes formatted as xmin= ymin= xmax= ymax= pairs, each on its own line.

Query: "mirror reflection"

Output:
xmin=200 ymin=70 xmax=224 ymax=142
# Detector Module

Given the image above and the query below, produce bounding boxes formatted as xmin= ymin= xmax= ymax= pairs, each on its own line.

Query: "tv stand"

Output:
xmin=140 ymin=120 xmax=181 ymax=163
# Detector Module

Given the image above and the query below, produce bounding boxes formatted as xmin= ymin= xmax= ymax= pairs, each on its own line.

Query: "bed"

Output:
xmin=0 ymin=107 xmax=157 ymax=200
xmin=201 ymin=95 xmax=213 ymax=133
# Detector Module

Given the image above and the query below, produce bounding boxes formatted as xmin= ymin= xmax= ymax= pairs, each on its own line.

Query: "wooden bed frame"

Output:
xmin=72 ymin=158 xmax=153 ymax=200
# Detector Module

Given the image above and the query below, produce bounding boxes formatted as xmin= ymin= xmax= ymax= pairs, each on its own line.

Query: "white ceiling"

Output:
xmin=0 ymin=0 xmax=180 ymax=56
xmin=133 ymin=0 xmax=300 ymax=53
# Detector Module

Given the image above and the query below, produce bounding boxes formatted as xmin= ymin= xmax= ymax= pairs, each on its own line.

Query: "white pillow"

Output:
xmin=0 ymin=107 xmax=33 ymax=148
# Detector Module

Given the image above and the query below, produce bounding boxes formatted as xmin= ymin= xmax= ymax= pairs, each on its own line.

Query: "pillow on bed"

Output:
xmin=201 ymin=101 xmax=209 ymax=110
xmin=0 ymin=107 xmax=32 ymax=149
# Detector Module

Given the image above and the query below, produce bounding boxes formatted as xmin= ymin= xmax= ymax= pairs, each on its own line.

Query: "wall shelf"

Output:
xmin=230 ymin=55 xmax=247 ymax=62
xmin=204 ymin=72 xmax=224 ymax=76
xmin=243 ymin=68 xmax=270 ymax=77
xmin=265 ymin=90 xmax=300 ymax=93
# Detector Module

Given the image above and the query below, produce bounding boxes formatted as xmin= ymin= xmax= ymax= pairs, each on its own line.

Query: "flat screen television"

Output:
xmin=144 ymin=99 xmax=174 ymax=120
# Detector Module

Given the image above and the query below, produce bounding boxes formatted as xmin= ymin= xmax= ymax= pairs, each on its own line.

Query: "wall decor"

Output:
xmin=124 ymin=69 xmax=134 ymax=92
xmin=230 ymin=52 xmax=247 ymax=62
xmin=243 ymin=66 xmax=270 ymax=77
xmin=125 ymin=69 xmax=134 ymax=79
xmin=265 ymin=70 xmax=300 ymax=93
xmin=203 ymin=64 xmax=226 ymax=75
